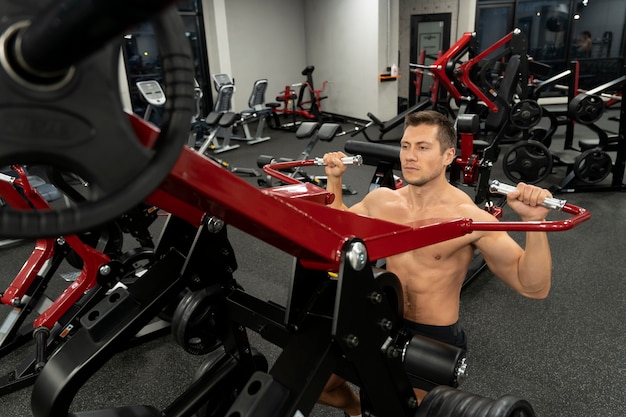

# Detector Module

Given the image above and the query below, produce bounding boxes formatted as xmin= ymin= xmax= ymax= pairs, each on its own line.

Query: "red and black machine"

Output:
xmin=268 ymin=65 xmax=328 ymax=130
xmin=0 ymin=2 xmax=590 ymax=417
xmin=0 ymin=166 xmax=162 ymax=395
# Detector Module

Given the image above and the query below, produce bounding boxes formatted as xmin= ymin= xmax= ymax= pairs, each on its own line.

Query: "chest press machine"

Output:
xmin=0 ymin=2 xmax=590 ymax=417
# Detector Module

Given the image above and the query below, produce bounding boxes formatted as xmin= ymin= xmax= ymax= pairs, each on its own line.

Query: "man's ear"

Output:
xmin=443 ymin=147 xmax=456 ymax=166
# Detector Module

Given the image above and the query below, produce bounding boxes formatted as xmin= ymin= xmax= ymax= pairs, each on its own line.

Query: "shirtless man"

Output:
xmin=318 ymin=110 xmax=553 ymax=416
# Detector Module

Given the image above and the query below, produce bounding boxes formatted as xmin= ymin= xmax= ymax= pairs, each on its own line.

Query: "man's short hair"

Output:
xmin=404 ymin=110 xmax=456 ymax=151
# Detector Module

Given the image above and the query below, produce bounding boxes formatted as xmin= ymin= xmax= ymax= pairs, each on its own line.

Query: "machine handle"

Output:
xmin=489 ymin=180 xmax=566 ymax=211
xmin=466 ymin=179 xmax=590 ymax=232
xmin=263 ymin=156 xmax=362 ymax=185
xmin=312 ymin=156 xmax=362 ymax=166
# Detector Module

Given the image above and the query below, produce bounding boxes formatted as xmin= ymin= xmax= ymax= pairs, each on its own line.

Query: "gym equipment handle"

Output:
xmin=262 ymin=156 xmax=362 ymax=186
xmin=14 ymin=0 xmax=179 ymax=75
xmin=313 ymin=155 xmax=363 ymax=166
xmin=489 ymin=180 xmax=566 ymax=211
xmin=465 ymin=179 xmax=590 ymax=232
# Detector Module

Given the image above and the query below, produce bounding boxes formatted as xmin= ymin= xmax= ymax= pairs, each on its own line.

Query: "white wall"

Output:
xmin=202 ymin=0 xmax=400 ymax=120
xmin=203 ymin=0 xmax=307 ymax=112
xmin=302 ymin=0 xmax=399 ymax=120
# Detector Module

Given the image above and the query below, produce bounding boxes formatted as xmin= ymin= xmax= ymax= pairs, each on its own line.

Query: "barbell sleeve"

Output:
xmin=313 ymin=155 xmax=363 ymax=166
xmin=489 ymin=180 xmax=566 ymax=211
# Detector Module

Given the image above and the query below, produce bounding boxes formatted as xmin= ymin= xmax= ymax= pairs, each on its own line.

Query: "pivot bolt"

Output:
xmin=346 ymin=242 xmax=367 ymax=271
xmin=206 ymin=217 xmax=224 ymax=233
xmin=99 ymin=265 xmax=111 ymax=276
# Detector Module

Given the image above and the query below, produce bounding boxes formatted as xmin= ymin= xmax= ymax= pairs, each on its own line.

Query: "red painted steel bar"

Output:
xmin=0 ymin=167 xmax=111 ymax=330
xmin=151 ymin=149 xmax=590 ymax=271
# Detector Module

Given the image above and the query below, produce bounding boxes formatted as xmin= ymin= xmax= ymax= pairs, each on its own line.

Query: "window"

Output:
xmin=476 ymin=0 xmax=625 ymax=90
xmin=516 ymin=1 xmax=571 ymax=62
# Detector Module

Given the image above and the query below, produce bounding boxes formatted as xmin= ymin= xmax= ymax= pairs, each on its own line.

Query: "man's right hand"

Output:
xmin=323 ymin=151 xmax=348 ymax=178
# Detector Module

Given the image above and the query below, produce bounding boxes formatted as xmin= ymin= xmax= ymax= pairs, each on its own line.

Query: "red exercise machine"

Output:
xmin=268 ymin=65 xmax=328 ymax=130
xmin=0 ymin=2 xmax=591 ymax=417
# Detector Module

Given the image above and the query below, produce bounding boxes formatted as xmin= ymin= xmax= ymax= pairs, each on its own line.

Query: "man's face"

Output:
xmin=399 ymin=124 xmax=454 ymax=186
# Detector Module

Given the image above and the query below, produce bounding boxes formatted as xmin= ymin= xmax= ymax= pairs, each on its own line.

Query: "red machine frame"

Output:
xmin=425 ymin=29 xmax=521 ymax=113
xmin=149 ymin=140 xmax=589 ymax=274
xmin=0 ymin=167 xmax=110 ymax=330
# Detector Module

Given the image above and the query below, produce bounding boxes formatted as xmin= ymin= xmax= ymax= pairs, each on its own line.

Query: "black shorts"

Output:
xmin=402 ymin=319 xmax=468 ymax=351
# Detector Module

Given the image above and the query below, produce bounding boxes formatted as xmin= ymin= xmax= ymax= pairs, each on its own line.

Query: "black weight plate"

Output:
xmin=502 ymin=140 xmax=553 ymax=184
xmin=568 ymin=94 xmax=605 ymax=125
xmin=510 ymin=100 xmax=542 ymax=129
xmin=573 ymin=149 xmax=612 ymax=184
xmin=0 ymin=6 xmax=194 ymax=239
xmin=171 ymin=286 xmax=226 ymax=355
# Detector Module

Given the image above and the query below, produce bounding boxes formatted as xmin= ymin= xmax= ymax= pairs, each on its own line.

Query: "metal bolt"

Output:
xmin=346 ymin=242 xmax=367 ymax=271
xmin=386 ymin=345 xmax=401 ymax=358
xmin=205 ymin=216 xmax=224 ymax=233
xmin=345 ymin=334 xmax=360 ymax=348
xmin=407 ymin=397 xmax=419 ymax=409
xmin=368 ymin=291 xmax=383 ymax=304
xmin=456 ymin=357 xmax=468 ymax=380
xmin=56 ymin=237 xmax=66 ymax=245
xmin=379 ymin=318 xmax=393 ymax=331
xmin=99 ymin=265 xmax=111 ymax=276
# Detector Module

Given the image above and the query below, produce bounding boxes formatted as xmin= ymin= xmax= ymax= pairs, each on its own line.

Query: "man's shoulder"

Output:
xmin=447 ymin=187 xmax=496 ymax=219
xmin=366 ymin=186 xmax=400 ymax=199
xmin=359 ymin=186 xmax=404 ymax=213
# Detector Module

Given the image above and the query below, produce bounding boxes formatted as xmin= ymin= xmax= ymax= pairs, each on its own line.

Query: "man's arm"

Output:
xmin=323 ymin=151 xmax=373 ymax=215
xmin=477 ymin=228 xmax=552 ymax=299
xmin=474 ymin=183 xmax=553 ymax=299
xmin=323 ymin=151 xmax=350 ymax=210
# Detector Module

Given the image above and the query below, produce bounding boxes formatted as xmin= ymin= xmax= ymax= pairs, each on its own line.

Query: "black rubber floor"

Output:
xmin=1 ymin=111 xmax=625 ymax=417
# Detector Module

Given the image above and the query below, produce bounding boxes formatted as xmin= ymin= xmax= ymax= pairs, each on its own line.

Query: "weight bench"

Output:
xmin=257 ymin=122 xmax=355 ymax=193
xmin=345 ymin=140 xmax=401 ymax=192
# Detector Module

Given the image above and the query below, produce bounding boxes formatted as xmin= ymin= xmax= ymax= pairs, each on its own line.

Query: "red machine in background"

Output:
xmin=268 ymin=65 xmax=328 ymax=130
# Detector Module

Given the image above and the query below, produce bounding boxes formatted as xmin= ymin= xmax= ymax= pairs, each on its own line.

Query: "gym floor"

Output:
xmin=1 ymin=109 xmax=625 ymax=417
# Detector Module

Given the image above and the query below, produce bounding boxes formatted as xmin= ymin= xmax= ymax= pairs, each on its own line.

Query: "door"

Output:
xmin=409 ymin=13 xmax=451 ymax=106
